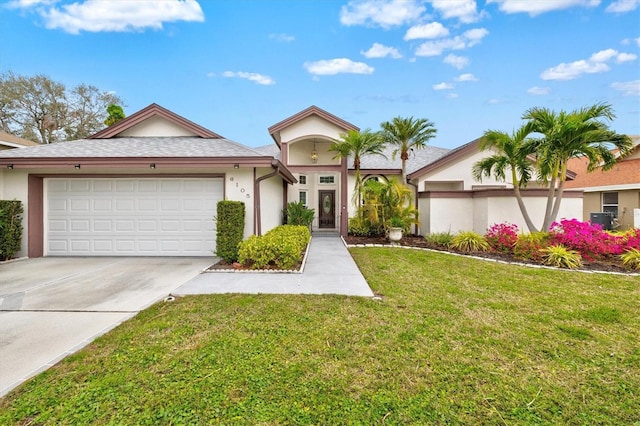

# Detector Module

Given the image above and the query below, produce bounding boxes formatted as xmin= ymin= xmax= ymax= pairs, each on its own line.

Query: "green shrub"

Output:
xmin=238 ymin=225 xmax=311 ymax=270
xmin=215 ymin=201 xmax=245 ymax=263
xmin=541 ymin=245 xmax=582 ymax=269
xmin=348 ymin=216 xmax=371 ymax=237
xmin=449 ymin=231 xmax=490 ymax=253
xmin=620 ymin=248 xmax=640 ymax=270
xmin=514 ymin=232 xmax=550 ymax=262
xmin=424 ymin=231 xmax=453 ymax=247
xmin=285 ymin=201 xmax=314 ymax=227
xmin=0 ymin=200 xmax=23 ymax=261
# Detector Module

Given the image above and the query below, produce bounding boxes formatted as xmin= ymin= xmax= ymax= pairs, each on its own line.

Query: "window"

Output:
xmin=299 ymin=191 xmax=307 ymax=207
xmin=299 ymin=175 xmax=307 ymax=185
xmin=319 ymin=175 xmax=334 ymax=184
xmin=602 ymin=192 xmax=618 ymax=218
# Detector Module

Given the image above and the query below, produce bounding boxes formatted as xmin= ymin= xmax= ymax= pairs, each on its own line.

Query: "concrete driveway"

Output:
xmin=0 ymin=257 xmax=212 ymax=397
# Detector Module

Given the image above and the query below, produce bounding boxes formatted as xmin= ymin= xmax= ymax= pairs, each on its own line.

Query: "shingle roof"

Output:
xmin=358 ymin=145 xmax=451 ymax=173
xmin=0 ymin=137 xmax=266 ymax=158
xmin=0 ymin=130 xmax=39 ymax=147
xmin=254 ymin=144 xmax=281 ymax=160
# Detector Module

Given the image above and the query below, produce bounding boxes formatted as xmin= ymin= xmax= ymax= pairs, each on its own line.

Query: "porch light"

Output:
xmin=150 ymin=163 xmax=156 ymax=169
xmin=6 ymin=164 xmax=13 ymax=169
xmin=234 ymin=163 xmax=240 ymax=169
xmin=311 ymin=141 xmax=318 ymax=164
xmin=75 ymin=164 xmax=81 ymax=169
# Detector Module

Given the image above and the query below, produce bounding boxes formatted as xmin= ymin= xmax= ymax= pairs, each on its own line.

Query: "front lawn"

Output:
xmin=1 ymin=248 xmax=639 ymax=424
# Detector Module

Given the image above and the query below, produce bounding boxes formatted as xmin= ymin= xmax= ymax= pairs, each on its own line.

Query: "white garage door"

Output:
xmin=46 ymin=178 xmax=222 ymax=256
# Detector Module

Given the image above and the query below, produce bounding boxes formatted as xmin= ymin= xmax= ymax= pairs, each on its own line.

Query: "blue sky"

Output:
xmin=1 ymin=0 xmax=639 ymax=149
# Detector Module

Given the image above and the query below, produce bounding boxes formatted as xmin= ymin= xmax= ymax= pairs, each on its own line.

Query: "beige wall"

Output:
xmin=280 ymin=115 xmax=345 ymax=143
xmin=120 ymin=116 xmax=199 ymax=137
xmin=288 ymin=139 xmax=339 ymax=166
xmin=583 ymin=190 xmax=640 ymax=230
xmin=0 ymin=170 xmax=30 ymax=257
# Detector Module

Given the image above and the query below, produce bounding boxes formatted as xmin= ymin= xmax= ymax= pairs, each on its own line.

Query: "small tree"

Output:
xmin=215 ymin=201 xmax=245 ymax=263
xmin=104 ymin=104 xmax=126 ymax=126
xmin=0 ymin=200 xmax=24 ymax=261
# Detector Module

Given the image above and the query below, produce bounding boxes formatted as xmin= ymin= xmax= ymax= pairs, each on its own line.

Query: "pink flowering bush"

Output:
xmin=548 ymin=219 xmax=625 ymax=261
xmin=484 ymin=223 xmax=519 ymax=254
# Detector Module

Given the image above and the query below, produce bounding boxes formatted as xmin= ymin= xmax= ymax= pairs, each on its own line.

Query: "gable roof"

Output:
xmin=90 ymin=103 xmax=223 ymax=139
xmin=564 ymin=136 xmax=640 ymax=189
xmin=0 ymin=130 xmax=39 ymax=148
xmin=268 ymin=105 xmax=359 ymax=146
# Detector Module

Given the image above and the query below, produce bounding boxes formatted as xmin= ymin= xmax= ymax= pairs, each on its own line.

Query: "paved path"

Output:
xmin=174 ymin=236 xmax=374 ymax=297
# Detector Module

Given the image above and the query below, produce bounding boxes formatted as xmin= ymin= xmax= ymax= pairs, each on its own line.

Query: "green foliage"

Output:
xmin=380 ymin=116 xmax=437 ymax=182
xmin=449 ymin=231 xmax=490 ymax=252
xmin=541 ymin=245 xmax=583 ymax=269
xmin=620 ymin=248 xmax=640 ymax=270
xmin=104 ymin=104 xmax=126 ymax=126
xmin=424 ymin=231 xmax=453 ymax=247
xmin=285 ymin=201 xmax=314 ymax=227
xmin=214 ymin=201 xmax=245 ymax=263
xmin=357 ymin=178 xmax=418 ymax=235
xmin=0 ymin=200 xmax=23 ymax=260
xmin=238 ymin=225 xmax=311 ymax=270
xmin=348 ymin=216 xmax=371 ymax=237
xmin=513 ymin=232 xmax=550 ymax=262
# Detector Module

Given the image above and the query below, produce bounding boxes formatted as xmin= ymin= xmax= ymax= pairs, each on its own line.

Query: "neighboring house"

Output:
xmin=0 ymin=131 xmax=39 ymax=150
xmin=0 ymin=103 xmax=585 ymax=258
xmin=564 ymin=136 xmax=640 ymax=230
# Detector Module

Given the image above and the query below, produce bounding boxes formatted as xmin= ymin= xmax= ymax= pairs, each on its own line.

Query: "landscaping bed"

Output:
xmin=344 ymin=234 xmax=635 ymax=275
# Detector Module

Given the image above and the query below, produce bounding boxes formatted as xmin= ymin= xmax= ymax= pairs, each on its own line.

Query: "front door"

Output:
xmin=318 ymin=190 xmax=335 ymax=228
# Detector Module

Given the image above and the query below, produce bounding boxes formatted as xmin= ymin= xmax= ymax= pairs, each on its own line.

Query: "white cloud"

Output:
xmin=611 ymin=80 xmax=640 ymax=96
xmin=528 ymin=86 xmax=551 ymax=95
xmin=488 ymin=98 xmax=504 ymax=104
xmin=304 ymin=58 xmax=375 ymax=75
xmin=430 ymin=0 xmax=484 ymax=23
xmin=269 ymin=33 xmax=295 ymax=42
xmin=486 ymin=0 xmax=600 ymax=16
xmin=221 ymin=71 xmax=275 ymax=86
xmin=606 ymin=0 xmax=640 ymax=12
xmin=433 ymin=82 xmax=454 ymax=90
xmin=6 ymin=0 xmax=56 ymax=8
xmin=616 ymin=52 xmax=638 ymax=63
xmin=541 ymin=48 xmax=637 ymax=80
xmin=339 ymin=0 xmax=425 ymax=28
xmin=39 ymin=0 xmax=204 ymax=34
xmin=361 ymin=43 xmax=402 ymax=59
xmin=446 ymin=93 xmax=460 ymax=99
xmin=443 ymin=54 xmax=469 ymax=69
xmin=414 ymin=27 xmax=488 ymax=56
xmin=404 ymin=22 xmax=449 ymax=40
xmin=621 ymin=37 xmax=640 ymax=46
xmin=454 ymin=73 xmax=478 ymax=81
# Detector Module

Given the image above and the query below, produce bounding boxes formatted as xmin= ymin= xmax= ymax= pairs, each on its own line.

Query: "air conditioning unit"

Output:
xmin=590 ymin=212 xmax=613 ymax=230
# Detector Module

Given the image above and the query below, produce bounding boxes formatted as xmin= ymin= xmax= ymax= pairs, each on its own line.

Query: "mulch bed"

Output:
xmin=344 ymin=235 xmax=634 ymax=275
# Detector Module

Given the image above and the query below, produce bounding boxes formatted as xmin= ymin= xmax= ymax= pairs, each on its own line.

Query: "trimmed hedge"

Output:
xmin=215 ymin=200 xmax=245 ymax=263
xmin=0 ymin=200 xmax=24 ymax=261
xmin=238 ymin=225 xmax=311 ymax=270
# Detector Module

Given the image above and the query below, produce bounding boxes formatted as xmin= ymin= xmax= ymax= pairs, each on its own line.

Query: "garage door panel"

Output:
xmin=46 ymin=178 xmax=222 ymax=256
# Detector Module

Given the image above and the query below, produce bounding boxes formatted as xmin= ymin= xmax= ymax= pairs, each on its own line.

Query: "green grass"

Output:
xmin=1 ymin=248 xmax=639 ymax=425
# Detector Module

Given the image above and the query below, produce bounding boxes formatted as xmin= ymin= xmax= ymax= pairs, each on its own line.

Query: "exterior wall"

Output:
xmin=224 ymin=167 xmax=256 ymax=237
xmin=419 ymin=190 xmax=583 ymax=236
xmin=279 ymin=116 xmax=346 ymax=143
xmin=0 ymin=170 xmax=30 ymax=257
xmin=583 ymin=189 xmax=640 ymax=229
xmin=258 ymin=171 xmax=285 ymax=234
xmin=416 ymin=149 xmax=514 ymax=191
xmin=119 ymin=116 xmax=199 ymax=137
xmin=287 ymin=170 xmax=341 ymax=231
xmin=288 ymin=139 xmax=339 ymax=166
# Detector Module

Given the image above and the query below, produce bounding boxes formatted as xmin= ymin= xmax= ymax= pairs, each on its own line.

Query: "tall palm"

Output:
xmin=472 ymin=124 xmax=539 ymax=232
xmin=380 ymin=116 xmax=437 ymax=184
xmin=524 ymin=103 xmax=633 ymax=230
xmin=329 ymin=129 xmax=386 ymax=208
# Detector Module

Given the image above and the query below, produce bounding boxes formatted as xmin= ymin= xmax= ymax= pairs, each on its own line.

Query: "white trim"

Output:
xmin=580 ymin=183 xmax=639 ymax=192
xmin=0 ymin=141 xmax=32 ymax=149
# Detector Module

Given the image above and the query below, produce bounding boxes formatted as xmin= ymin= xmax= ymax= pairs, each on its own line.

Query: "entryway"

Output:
xmin=318 ymin=190 xmax=335 ymax=229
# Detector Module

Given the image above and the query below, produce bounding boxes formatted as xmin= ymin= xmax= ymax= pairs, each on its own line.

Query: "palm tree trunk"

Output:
xmin=546 ymin=162 xmax=568 ymax=230
xmin=541 ymin=162 xmax=559 ymax=231
xmin=511 ymin=169 xmax=538 ymax=232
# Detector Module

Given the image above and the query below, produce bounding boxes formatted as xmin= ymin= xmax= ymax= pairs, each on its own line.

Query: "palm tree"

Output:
xmin=524 ymin=103 xmax=633 ymax=230
xmin=472 ymin=125 xmax=540 ymax=232
xmin=329 ymin=129 xmax=386 ymax=209
xmin=380 ymin=116 xmax=437 ymax=184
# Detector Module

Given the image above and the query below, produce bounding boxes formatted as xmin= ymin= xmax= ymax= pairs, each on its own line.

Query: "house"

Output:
xmin=0 ymin=130 xmax=39 ymax=150
xmin=564 ymin=136 xmax=640 ymax=230
xmin=0 ymin=103 xmax=585 ymax=258
xmin=0 ymin=104 xmax=295 ymax=258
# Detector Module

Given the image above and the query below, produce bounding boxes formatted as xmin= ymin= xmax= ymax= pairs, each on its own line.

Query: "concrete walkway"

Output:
xmin=174 ymin=236 xmax=374 ymax=297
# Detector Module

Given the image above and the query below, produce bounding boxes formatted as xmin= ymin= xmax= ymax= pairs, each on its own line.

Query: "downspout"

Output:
xmin=407 ymin=178 xmax=420 ymax=236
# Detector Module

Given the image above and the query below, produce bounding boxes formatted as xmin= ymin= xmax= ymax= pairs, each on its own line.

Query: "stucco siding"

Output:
xmin=0 ymin=170 xmax=29 ymax=257
xmin=279 ymin=116 xmax=346 ymax=143
xmin=119 ymin=116 xmax=199 ymax=137
xmin=258 ymin=172 xmax=284 ymax=234
xmin=429 ymin=198 xmax=474 ymax=234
